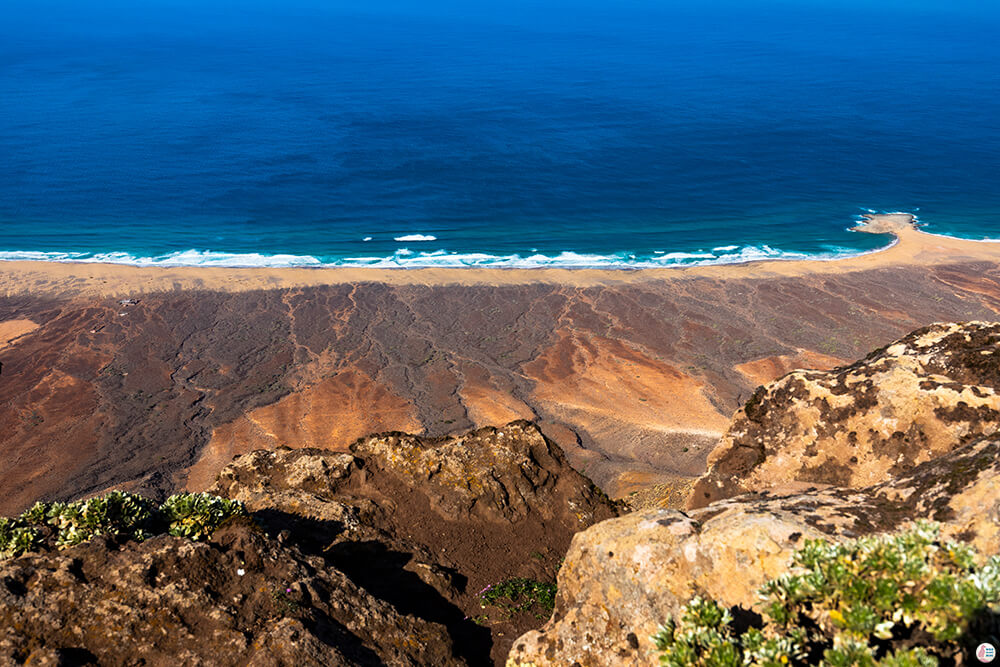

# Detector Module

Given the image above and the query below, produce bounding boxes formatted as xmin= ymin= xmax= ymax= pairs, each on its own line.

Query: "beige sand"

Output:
xmin=0 ymin=214 xmax=996 ymax=297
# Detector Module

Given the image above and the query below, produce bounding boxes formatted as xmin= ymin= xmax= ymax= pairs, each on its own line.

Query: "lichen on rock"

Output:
xmin=508 ymin=322 xmax=1000 ymax=667
xmin=691 ymin=321 xmax=1000 ymax=508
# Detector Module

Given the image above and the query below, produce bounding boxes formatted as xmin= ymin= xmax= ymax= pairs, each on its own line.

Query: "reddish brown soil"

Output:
xmin=2 ymin=261 xmax=1000 ymax=514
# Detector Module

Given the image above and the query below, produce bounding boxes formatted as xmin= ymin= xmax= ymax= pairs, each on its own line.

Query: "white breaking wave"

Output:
xmin=0 ymin=250 xmax=88 ymax=261
xmin=0 ymin=249 xmax=323 ymax=268
xmin=393 ymin=234 xmax=437 ymax=242
xmin=712 ymin=245 xmax=739 ymax=252
xmin=0 ymin=242 xmax=894 ymax=269
xmin=650 ymin=251 xmax=717 ymax=261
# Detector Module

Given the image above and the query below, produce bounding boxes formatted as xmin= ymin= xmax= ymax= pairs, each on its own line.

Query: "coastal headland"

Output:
xmin=2 ymin=213 xmax=1000 ymax=514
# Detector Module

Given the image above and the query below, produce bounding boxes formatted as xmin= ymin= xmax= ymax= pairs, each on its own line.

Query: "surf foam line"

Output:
xmin=0 ymin=243 xmax=896 ymax=269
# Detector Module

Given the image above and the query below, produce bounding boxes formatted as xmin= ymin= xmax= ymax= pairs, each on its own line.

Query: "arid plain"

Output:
xmin=3 ymin=215 xmax=1000 ymax=514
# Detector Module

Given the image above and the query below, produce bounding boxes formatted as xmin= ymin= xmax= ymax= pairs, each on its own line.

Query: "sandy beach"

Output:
xmin=0 ymin=214 xmax=997 ymax=297
xmin=1 ymin=213 xmax=1000 ymax=514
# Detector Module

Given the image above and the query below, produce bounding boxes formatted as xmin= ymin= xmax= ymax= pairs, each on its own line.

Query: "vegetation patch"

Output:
xmin=161 ymin=493 xmax=248 ymax=541
xmin=477 ymin=577 xmax=557 ymax=621
xmin=44 ymin=491 xmax=159 ymax=547
xmin=0 ymin=491 xmax=247 ymax=559
xmin=270 ymin=585 xmax=302 ymax=616
xmin=0 ymin=518 xmax=41 ymax=559
xmin=655 ymin=523 xmax=1000 ymax=666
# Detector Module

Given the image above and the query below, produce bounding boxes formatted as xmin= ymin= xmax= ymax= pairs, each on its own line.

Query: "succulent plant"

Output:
xmin=0 ymin=490 xmax=248 ymax=560
xmin=43 ymin=491 xmax=158 ymax=547
xmin=160 ymin=492 xmax=247 ymax=541
xmin=18 ymin=501 xmax=50 ymax=526
xmin=0 ymin=518 xmax=41 ymax=559
xmin=655 ymin=523 xmax=1000 ymax=666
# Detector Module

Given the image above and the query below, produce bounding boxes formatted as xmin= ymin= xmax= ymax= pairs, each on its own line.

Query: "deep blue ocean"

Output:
xmin=2 ymin=0 xmax=999 ymax=268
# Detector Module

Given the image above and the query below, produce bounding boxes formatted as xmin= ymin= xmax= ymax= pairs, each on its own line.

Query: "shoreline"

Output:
xmin=2 ymin=214 xmax=999 ymax=297
xmin=4 ymin=213 xmax=1000 ymax=514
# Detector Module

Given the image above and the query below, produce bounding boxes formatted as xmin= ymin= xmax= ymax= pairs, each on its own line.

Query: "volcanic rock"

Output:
xmin=0 ymin=422 xmax=618 ymax=666
xmin=210 ymin=421 xmax=621 ymax=665
xmin=508 ymin=322 xmax=1000 ymax=666
xmin=0 ymin=518 xmax=463 ymax=666
xmin=690 ymin=321 xmax=1000 ymax=508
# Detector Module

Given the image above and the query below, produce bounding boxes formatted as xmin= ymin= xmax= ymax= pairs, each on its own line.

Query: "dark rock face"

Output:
xmin=0 ymin=518 xmax=463 ymax=666
xmin=0 ymin=422 xmax=619 ymax=667
xmin=209 ymin=421 xmax=621 ymax=666
xmin=690 ymin=321 xmax=1000 ymax=508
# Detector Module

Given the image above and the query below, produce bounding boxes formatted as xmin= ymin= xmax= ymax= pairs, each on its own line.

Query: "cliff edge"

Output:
xmin=508 ymin=321 xmax=1000 ymax=666
xmin=0 ymin=422 xmax=618 ymax=666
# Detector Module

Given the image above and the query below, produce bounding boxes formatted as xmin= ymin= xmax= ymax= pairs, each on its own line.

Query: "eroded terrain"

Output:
xmin=3 ymin=261 xmax=1000 ymax=513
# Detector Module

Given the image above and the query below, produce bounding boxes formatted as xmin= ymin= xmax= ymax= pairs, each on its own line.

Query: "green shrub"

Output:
xmin=478 ymin=577 xmax=557 ymax=620
xmin=0 ymin=491 xmax=248 ymax=559
xmin=44 ymin=491 xmax=158 ymax=547
xmin=160 ymin=492 xmax=247 ymax=541
xmin=0 ymin=518 xmax=41 ymax=558
xmin=654 ymin=523 xmax=1000 ymax=666
xmin=18 ymin=501 xmax=50 ymax=526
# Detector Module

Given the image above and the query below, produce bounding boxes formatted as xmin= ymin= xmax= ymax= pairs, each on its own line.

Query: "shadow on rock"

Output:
xmin=326 ymin=539 xmax=493 ymax=667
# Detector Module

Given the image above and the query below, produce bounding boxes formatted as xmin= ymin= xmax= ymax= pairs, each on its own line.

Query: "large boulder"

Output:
xmin=508 ymin=322 xmax=1000 ymax=667
xmin=507 ymin=434 xmax=1000 ymax=666
xmin=690 ymin=321 xmax=1000 ymax=508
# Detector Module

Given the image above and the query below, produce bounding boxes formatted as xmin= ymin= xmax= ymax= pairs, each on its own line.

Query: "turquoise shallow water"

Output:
xmin=1 ymin=1 xmax=999 ymax=267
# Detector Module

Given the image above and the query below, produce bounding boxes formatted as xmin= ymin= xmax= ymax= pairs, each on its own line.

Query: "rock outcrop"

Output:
xmin=0 ymin=421 xmax=618 ymax=667
xmin=509 ymin=434 xmax=1000 ymax=666
xmin=508 ymin=321 xmax=1000 ymax=667
xmin=210 ymin=421 xmax=620 ymax=666
xmin=0 ymin=518 xmax=463 ymax=666
xmin=690 ymin=321 xmax=1000 ymax=508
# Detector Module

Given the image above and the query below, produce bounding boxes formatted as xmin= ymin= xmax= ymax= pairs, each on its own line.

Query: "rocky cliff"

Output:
xmin=0 ymin=422 xmax=618 ymax=666
xmin=691 ymin=320 xmax=1000 ymax=507
xmin=508 ymin=321 xmax=1000 ymax=666
xmin=6 ymin=321 xmax=1000 ymax=666
xmin=210 ymin=421 xmax=620 ymax=666
xmin=0 ymin=518 xmax=463 ymax=666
